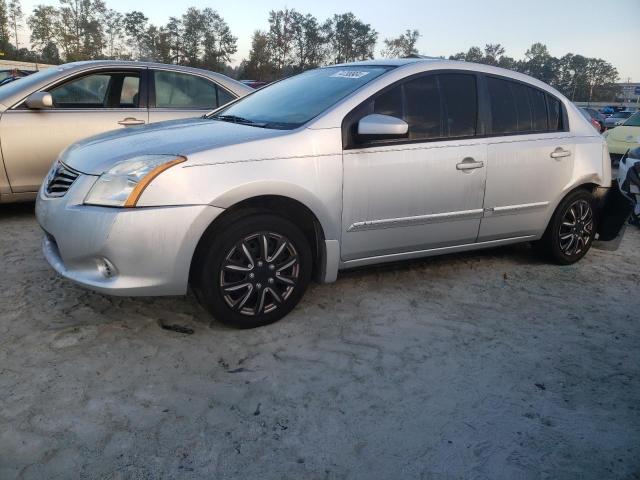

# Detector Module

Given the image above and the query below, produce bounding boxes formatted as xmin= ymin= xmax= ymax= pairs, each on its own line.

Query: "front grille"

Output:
xmin=45 ymin=162 xmax=80 ymax=197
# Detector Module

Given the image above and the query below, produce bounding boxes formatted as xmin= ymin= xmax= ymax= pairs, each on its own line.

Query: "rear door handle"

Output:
xmin=118 ymin=117 xmax=145 ymax=126
xmin=456 ymin=158 xmax=484 ymax=171
xmin=550 ymin=147 xmax=571 ymax=159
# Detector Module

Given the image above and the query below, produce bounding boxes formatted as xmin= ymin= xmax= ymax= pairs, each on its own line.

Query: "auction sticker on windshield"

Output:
xmin=330 ymin=71 xmax=370 ymax=79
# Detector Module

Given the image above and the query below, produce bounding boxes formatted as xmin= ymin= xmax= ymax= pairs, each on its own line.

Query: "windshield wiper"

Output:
xmin=214 ymin=114 xmax=266 ymax=127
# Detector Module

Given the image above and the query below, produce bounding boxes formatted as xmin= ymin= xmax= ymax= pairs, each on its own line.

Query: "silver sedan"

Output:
xmin=36 ymin=59 xmax=625 ymax=328
xmin=0 ymin=60 xmax=251 ymax=203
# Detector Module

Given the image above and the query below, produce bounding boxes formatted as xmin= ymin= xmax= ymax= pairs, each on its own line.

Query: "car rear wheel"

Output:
xmin=537 ymin=189 xmax=597 ymax=265
xmin=193 ymin=213 xmax=312 ymax=328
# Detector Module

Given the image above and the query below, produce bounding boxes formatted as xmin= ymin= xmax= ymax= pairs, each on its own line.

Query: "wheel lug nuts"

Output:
xmin=269 ymin=264 xmax=275 ymax=270
xmin=256 ymin=283 xmax=262 ymax=289
xmin=249 ymin=273 xmax=255 ymax=279
xmin=268 ymin=278 xmax=274 ymax=284
xmin=257 ymin=261 xmax=264 ymax=267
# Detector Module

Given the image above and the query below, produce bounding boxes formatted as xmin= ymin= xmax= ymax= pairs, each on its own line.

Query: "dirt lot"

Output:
xmin=0 ymin=202 xmax=639 ymax=480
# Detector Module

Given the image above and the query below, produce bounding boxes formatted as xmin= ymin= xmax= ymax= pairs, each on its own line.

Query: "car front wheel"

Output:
xmin=193 ymin=213 xmax=312 ymax=328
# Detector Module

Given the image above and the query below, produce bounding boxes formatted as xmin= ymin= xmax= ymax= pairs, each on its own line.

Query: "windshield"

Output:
xmin=612 ymin=111 xmax=633 ymax=118
xmin=210 ymin=66 xmax=392 ymax=129
xmin=623 ymin=112 xmax=640 ymax=127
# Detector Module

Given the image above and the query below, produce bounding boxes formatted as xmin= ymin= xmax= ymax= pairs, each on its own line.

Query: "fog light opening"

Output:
xmin=96 ymin=257 xmax=117 ymax=279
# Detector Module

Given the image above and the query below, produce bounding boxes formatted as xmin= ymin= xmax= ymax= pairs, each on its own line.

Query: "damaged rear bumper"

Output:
xmin=592 ymin=184 xmax=633 ymax=251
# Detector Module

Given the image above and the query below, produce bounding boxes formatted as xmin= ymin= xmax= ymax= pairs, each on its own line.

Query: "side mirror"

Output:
xmin=357 ymin=114 xmax=408 ymax=138
xmin=25 ymin=92 xmax=53 ymax=109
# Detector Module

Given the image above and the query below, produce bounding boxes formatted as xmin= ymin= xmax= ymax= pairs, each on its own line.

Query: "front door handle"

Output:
xmin=550 ymin=147 xmax=571 ymax=159
xmin=118 ymin=117 xmax=145 ymax=126
xmin=456 ymin=158 xmax=484 ymax=171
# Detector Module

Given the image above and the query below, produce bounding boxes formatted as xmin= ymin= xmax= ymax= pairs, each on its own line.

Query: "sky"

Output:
xmin=17 ymin=0 xmax=640 ymax=81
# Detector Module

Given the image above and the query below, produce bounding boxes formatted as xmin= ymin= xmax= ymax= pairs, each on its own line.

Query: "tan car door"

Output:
xmin=0 ymin=68 xmax=148 ymax=193
xmin=148 ymin=69 xmax=236 ymax=123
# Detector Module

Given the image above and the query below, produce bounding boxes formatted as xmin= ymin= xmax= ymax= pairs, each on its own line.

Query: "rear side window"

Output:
xmin=154 ymin=70 xmax=218 ymax=109
xmin=487 ymin=77 xmax=519 ymax=133
xmin=547 ymin=95 xmax=564 ymax=131
xmin=488 ymin=76 xmax=563 ymax=134
xmin=529 ymin=88 xmax=548 ymax=131
xmin=217 ymin=87 xmax=236 ymax=107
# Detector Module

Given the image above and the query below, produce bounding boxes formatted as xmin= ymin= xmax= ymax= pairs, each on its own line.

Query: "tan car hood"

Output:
xmin=61 ymin=117 xmax=289 ymax=175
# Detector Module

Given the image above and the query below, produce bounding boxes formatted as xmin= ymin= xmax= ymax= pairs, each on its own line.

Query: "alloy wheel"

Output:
xmin=219 ymin=232 xmax=300 ymax=316
xmin=558 ymin=199 xmax=594 ymax=256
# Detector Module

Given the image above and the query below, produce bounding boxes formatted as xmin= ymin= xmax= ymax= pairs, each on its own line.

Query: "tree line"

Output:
xmin=0 ymin=0 xmax=621 ymax=102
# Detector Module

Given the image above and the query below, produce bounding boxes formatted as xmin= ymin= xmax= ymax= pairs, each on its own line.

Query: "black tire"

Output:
xmin=537 ymin=189 xmax=597 ymax=265
xmin=192 ymin=213 xmax=312 ymax=328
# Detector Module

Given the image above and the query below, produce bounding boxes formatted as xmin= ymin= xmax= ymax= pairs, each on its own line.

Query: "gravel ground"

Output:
xmin=1 ymin=202 xmax=639 ymax=480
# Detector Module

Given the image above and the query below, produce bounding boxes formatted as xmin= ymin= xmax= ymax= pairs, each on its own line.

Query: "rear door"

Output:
xmin=148 ymin=69 xmax=237 ymax=123
xmin=0 ymin=68 xmax=148 ymax=192
xmin=478 ymin=76 xmax=575 ymax=241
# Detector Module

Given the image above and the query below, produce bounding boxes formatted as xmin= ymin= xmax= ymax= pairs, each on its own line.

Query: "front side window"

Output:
xmin=361 ymin=72 xmax=477 ymax=143
xmin=154 ymin=70 xmax=219 ymax=109
xmin=49 ymin=72 xmax=140 ymax=109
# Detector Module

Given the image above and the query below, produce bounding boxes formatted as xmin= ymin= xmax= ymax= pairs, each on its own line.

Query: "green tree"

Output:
xmin=57 ymin=0 xmax=107 ymax=60
xmin=8 ymin=0 xmax=21 ymax=49
xmin=290 ymin=11 xmax=325 ymax=71
xmin=267 ymin=9 xmax=297 ymax=73
xmin=381 ymin=29 xmax=420 ymax=58
xmin=28 ymin=5 xmax=58 ymax=52
xmin=240 ymin=30 xmax=275 ymax=81
xmin=181 ymin=7 xmax=204 ymax=65
xmin=123 ymin=10 xmax=147 ymax=59
xmin=325 ymin=12 xmax=377 ymax=63
xmin=520 ymin=42 xmax=558 ymax=85
xmin=165 ymin=16 xmax=183 ymax=64
xmin=0 ymin=0 xmax=9 ymax=53
xmin=102 ymin=9 xmax=123 ymax=58
xmin=201 ymin=8 xmax=237 ymax=71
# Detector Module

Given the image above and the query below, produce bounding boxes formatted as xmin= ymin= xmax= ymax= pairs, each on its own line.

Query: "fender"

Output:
xmin=209 ymin=180 xmax=340 ymax=241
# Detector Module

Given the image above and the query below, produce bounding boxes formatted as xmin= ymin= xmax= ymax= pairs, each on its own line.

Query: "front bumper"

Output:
xmin=36 ymin=174 xmax=224 ymax=296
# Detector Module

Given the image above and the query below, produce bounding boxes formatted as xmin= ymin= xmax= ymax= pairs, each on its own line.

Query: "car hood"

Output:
xmin=61 ymin=117 xmax=291 ymax=175
xmin=607 ymin=125 xmax=640 ymax=143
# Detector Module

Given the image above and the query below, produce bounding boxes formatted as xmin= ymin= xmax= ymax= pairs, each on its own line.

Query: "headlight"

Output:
xmin=84 ymin=155 xmax=185 ymax=207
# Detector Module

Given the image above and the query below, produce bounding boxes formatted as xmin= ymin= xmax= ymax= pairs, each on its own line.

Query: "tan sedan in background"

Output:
xmin=0 ymin=60 xmax=251 ymax=203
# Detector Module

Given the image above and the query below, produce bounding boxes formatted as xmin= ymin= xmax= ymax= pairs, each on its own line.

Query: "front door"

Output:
xmin=0 ymin=68 xmax=148 ymax=192
xmin=341 ymin=72 xmax=487 ymax=261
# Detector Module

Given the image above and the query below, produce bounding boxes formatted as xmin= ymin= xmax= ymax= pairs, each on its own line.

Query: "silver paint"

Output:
xmin=36 ymin=59 xmax=611 ymax=295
